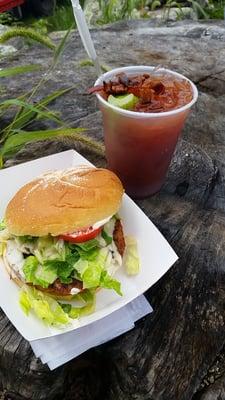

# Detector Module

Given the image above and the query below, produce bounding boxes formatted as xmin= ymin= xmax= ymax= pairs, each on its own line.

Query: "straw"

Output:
xmin=71 ymin=0 xmax=102 ymax=77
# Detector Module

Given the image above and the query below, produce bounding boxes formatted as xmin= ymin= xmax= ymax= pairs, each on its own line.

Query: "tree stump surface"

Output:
xmin=0 ymin=19 xmax=225 ymax=400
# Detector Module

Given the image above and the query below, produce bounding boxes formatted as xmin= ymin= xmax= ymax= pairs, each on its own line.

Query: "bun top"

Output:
xmin=5 ymin=166 xmax=124 ymax=236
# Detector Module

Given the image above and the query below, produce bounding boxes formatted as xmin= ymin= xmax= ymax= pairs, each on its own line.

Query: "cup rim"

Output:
xmin=94 ymin=65 xmax=198 ymax=118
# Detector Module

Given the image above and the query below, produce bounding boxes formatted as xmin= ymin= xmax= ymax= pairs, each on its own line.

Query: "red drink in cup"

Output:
xmin=92 ymin=66 xmax=198 ymax=199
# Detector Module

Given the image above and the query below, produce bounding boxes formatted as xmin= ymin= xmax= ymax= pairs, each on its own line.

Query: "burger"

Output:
xmin=0 ymin=166 xmax=128 ymax=324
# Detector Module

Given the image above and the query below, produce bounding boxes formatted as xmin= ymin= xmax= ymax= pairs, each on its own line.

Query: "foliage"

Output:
xmin=0 ymin=12 xmax=16 ymax=25
xmin=0 ymin=27 xmax=55 ymax=49
xmin=0 ymin=26 xmax=104 ymax=167
xmin=96 ymin=0 xmax=146 ymax=23
xmin=204 ymin=0 xmax=225 ymax=18
xmin=0 ymin=64 xmax=42 ymax=78
xmin=42 ymin=5 xmax=75 ymax=32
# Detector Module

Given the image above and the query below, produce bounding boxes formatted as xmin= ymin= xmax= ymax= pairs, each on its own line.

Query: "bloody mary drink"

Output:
xmin=92 ymin=66 xmax=198 ymax=199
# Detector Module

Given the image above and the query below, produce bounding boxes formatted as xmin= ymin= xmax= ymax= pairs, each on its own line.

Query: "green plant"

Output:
xmin=187 ymin=0 xmax=208 ymax=18
xmin=0 ymin=12 xmax=16 ymax=26
xmin=163 ymin=0 xmax=208 ymax=19
xmin=0 ymin=26 xmax=104 ymax=167
xmin=97 ymin=0 xmax=147 ymax=24
xmin=44 ymin=5 xmax=75 ymax=32
xmin=0 ymin=27 xmax=55 ymax=50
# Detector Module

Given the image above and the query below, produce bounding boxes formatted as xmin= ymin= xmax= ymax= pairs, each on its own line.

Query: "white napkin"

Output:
xmin=30 ymin=295 xmax=152 ymax=370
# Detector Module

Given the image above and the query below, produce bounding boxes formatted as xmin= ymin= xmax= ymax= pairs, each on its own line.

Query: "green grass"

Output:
xmin=204 ymin=0 xmax=225 ymax=18
xmin=44 ymin=5 xmax=75 ymax=32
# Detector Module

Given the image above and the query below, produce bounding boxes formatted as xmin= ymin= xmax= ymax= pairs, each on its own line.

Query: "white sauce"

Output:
xmin=92 ymin=215 xmax=112 ymax=230
xmin=5 ymin=240 xmax=25 ymax=280
xmin=70 ymin=288 xmax=81 ymax=295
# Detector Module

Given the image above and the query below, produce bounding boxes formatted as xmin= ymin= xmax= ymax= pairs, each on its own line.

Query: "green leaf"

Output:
xmin=73 ymin=259 xmax=89 ymax=275
xmin=23 ymin=256 xmax=39 ymax=283
xmin=37 ymin=87 xmax=74 ymax=109
xmin=19 ymin=291 xmax=31 ymax=315
xmin=19 ymin=287 xmax=70 ymax=325
xmin=35 ymin=265 xmax=58 ymax=287
xmin=65 ymin=250 xmax=80 ymax=266
xmin=3 ymin=87 xmax=74 ymax=136
xmin=69 ymin=299 xmax=95 ymax=318
xmin=44 ymin=259 xmax=74 ymax=281
xmin=123 ymin=236 xmax=140 ymax=276
xmin=23 ymin=256 xmax=57 ymax=288
xmin=61 ymin=303 xmax=72 ymax=314
xmin=0 ymin=220 xmax=6 ymax=231
xmin=53 ymin=24 xmax=74 ymax=66
xmin=69 ymin=239 xmax=100 ymax=261
xmin=1 ymin=99 xmax=61 ymax=125
xmin=0 ymin=128 xmax=85 ymax=158
xmin=101 ymin=229 xmax=112 ymax=245
xmin=99 ymin=270 xmax=122 ymax=296
xmin=74 ymin=239 xmax=99 ymax=252
xmin=82 ymin=263 xmax=102 ymax=289
xmin=0 ymin=65 xmax=42 ymax=78
xmin=61 ymin=289 xmax=96 ymax=319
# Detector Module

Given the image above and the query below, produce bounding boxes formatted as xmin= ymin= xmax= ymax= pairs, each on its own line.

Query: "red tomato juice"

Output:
xmin=95 ymin=67 xmax=198 ymax=199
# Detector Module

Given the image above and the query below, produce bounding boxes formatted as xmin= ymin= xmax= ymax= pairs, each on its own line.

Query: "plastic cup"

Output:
xmin=95 ymin=66 xmax=198 ymax=199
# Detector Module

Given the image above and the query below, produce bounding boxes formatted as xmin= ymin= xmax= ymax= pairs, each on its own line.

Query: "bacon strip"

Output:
xmin=88 ymin=72 xmax=192 ymax=112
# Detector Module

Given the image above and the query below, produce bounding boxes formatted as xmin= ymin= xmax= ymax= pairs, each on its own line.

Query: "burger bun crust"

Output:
xmin=5 ymin=166 xmax=124 ymax=237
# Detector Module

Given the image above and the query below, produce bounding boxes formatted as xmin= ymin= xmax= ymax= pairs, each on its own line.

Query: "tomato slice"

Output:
xmin=59 ymin=226 xmax=102 ymax=243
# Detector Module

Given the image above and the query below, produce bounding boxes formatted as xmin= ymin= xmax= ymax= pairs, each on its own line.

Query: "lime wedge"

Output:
xmin=108 ymin=94 xmax=138 ymax=110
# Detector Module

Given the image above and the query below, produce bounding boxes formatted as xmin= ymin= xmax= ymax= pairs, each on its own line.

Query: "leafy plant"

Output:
xmin=187 ymin=0 xmax=208 ymax=18
xmin=0 ymin=26 xmax=104 ymax=167
xmin=96 ymin=0 xmax=147 ymax=24
xmin=0 ymin=12 xmax=16 ymax=26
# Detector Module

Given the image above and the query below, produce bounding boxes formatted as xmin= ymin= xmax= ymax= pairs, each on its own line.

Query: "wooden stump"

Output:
xmin=0 ymin=19 xmax=225 ymax=400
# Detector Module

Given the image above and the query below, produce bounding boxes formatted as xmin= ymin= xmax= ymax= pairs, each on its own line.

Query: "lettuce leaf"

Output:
xmin=69 ymin=239 xmax=100 ymax=261
xmin=82 ymin=262 xmax=102 ymax=289
xmin=99 ymin=270 xmax=122 ymax=296
xmin=61 ymin=289 xmax=96 ymax=319
xmin=19 ymin=287 xmax=70 ymax=325
xmin=74 ymin=239 xmax=99 ymax=252
xmin=23 ymin=256 xmax=57 ymax=288
xmin=35 ymin=236 xmax=66 ymax=263
xmin=101 ymin=229 xmax=112 ymax=245
xmin=73 ymin=258 xmax=89 ymax=275
xmin=123 ymin=237 xmax=140 ymax=275
xmin=0 ymin=220 xmax=6 ymax=231
xmin=23 ymin=256 xmax=39 ymax=282
xmin=43 ymin=260 xmax=74 ymax=284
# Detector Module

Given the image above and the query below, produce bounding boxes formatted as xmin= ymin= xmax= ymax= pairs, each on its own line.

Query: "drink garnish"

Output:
xmin=89 ymin=72 xmax=193 ymax=113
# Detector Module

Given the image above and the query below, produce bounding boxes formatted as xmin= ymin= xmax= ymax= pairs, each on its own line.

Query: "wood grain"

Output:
xmin=0 ymin=19 xmax=225 ymax=400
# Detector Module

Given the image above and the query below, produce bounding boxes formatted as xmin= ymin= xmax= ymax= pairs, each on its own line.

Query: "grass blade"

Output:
xmin=0 ymin=128 xmax=104 ymax=160
xmin=1 ymin=99 xmax=61 ymax=131
xmin=37 ymin=87 xmax=75 ymax=108
xmin=0 ymin=65 xmax=42 ymax=78
xmin=53 ymin=24 xmax=74 ymax=67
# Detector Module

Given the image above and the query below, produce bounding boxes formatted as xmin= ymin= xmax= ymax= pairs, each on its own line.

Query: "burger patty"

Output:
xmin=35 ymin=278 xmax=83 ymax=297
xmin=35 ymin=219 xmax=125 ymax=297
xmin=113 ymin=219 xmax=125 ymax=257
